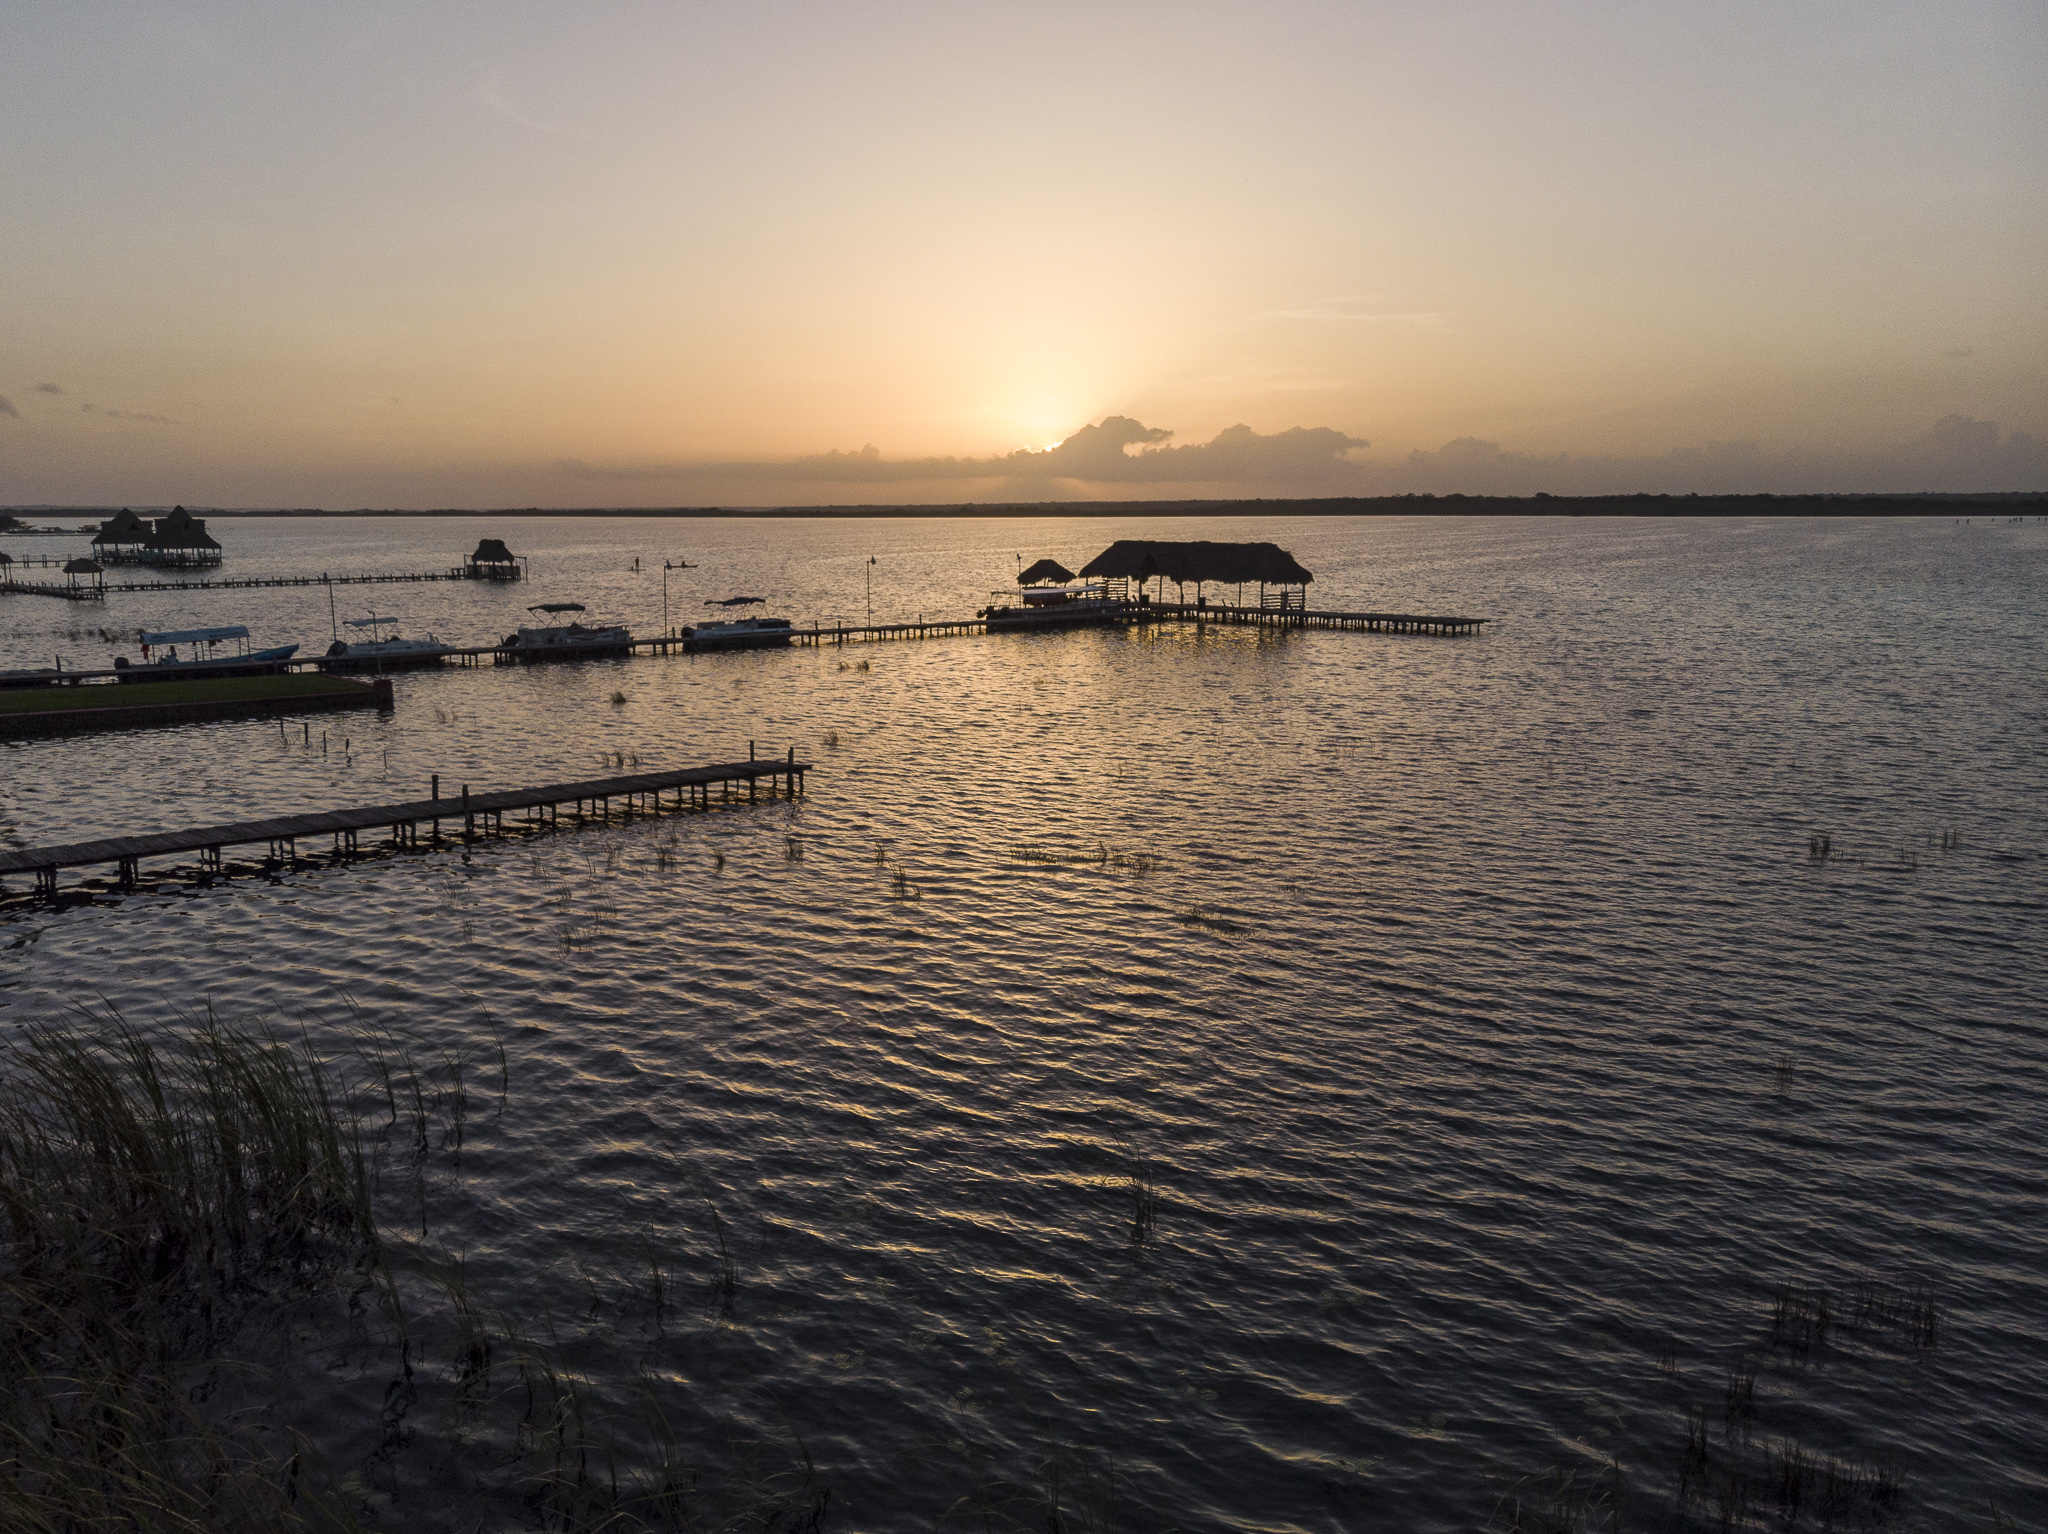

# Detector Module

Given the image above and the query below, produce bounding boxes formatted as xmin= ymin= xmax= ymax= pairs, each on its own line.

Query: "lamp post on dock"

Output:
xmin=663 ymin=559 xmax=695 ymax=637
xmin=866 ymin=554 xmax=875 ymax=623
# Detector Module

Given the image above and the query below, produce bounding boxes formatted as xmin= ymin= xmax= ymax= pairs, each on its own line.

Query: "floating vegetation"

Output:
xmin=1768 ymin=1278 xmax=1939 ymax=1354
xmin=1487 ymin=1463 xmax=1618 ymax=1534
xmin=1771 ymin=1283 xmax=1833 ymax=1353
xmin=1724 ymin=1361 xmax=1758 ymax=1430
xmin=935 ymin=1445 xmax=1124 ymax=1534
xmin=1112 ymin=1137 xmax=1159 ymax=1247
xmin=1850 ymin=1279 xmax=1940 ymax=1349
xmin=1013 ymin=840 xmax=1164 ymax=875
xmin=1317 ymin=1285 xmax=1370 ymax=1318
xmin=1176 ymin=904 xmax=1246 ymax=936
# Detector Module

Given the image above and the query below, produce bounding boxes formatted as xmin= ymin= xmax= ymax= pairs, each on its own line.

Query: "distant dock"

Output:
xmin=0 ymin=751 xmax=809 ymax=902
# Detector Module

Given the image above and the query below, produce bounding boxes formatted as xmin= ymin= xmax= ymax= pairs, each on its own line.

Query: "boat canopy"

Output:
xmin=531 ymin=603 xmax=585 ymax=613
xmin=141 ymin=626 xmax=248 ymax=644
xmin=707 ymin=596 xmax=765 ymax=606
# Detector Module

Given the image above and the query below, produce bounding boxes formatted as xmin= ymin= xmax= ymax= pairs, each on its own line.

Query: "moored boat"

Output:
xmin=681 ymin=596 xmax=794 ymax=653
xmin=501 ymin=603 xmax=633 ymax=659
xmin=978 ymin=582 xmax=1129 ymax=630
xmin=115 ymin=626 xmax=300 ymax=681
xmin=322 ymin=615 xmax=454 ymax=671
xmin=681 ymin=615 xmax=794 ymax=653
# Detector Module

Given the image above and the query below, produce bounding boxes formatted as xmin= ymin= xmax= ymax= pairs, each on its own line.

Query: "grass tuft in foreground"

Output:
xmin=0 ymin=1011 xmax=376 ymax=1531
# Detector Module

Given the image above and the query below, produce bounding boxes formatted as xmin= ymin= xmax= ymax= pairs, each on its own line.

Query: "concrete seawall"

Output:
xmin=0 ymin=678 xmax=393 ymax=740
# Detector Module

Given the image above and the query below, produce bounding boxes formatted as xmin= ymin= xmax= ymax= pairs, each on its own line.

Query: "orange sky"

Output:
xmin=2 ymin=3 xmax=2043 ymax=504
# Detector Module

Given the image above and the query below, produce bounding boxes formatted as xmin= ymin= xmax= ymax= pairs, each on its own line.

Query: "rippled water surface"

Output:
xmin=3 ymin=514 xmax=2044 ymax=1530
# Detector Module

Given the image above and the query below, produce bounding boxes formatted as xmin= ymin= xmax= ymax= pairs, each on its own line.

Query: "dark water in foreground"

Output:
xmin=2 ymin=514 xmax=2044 ymax=1531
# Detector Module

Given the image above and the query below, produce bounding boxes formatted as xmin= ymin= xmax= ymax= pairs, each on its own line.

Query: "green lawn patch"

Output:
xmin=0 ymin=672 xmax=363 ymax=715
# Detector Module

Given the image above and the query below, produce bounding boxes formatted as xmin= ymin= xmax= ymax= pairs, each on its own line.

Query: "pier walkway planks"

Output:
xmin=0 ymin=756 xmax=810 ymax=900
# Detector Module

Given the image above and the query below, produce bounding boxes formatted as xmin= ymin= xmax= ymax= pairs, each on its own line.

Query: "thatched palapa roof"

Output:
xmin=1017 ymin=558 xmax=1076 ymax=586
xmin=1078 ymin=540 xmax=1313 ymax=586
xmin=93 ymin=509 xmax=150 ymax=545
xmin=471 ymin=538 xmax=518 ymax=565
xmin=144 ymin=507 xmax=221 ymax=552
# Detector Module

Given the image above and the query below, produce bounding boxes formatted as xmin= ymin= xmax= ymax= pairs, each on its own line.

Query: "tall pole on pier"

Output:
xmin=867 ymin=554 xmax=875 ymax=623
xmin=663 ymin=559 xmax=694 ymax=637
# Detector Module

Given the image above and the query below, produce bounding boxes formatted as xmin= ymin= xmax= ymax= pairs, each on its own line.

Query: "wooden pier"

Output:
xmin=95 ymin=567 xmax=521 ymax=594
xmin=1143 ymin=600 xmax=1488 ymax=636
xmin=777 ymin=603 xmax=1487 ymax=645
xmin=0 ymin=578 xmax=104 ymax=601
xmin=0 ymin=752 xmax=809 ymax=902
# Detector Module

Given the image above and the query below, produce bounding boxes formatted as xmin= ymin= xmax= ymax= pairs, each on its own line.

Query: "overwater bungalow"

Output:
xmin=139 ymin=507 xmax=224 ymax=568
xmin=466 ymin=538 xmax=523 ymax=580
xmin=90 ymin=509 xmax=154 ymax=564
xmin=1078 ymin=539 xmax=1314 ymax=609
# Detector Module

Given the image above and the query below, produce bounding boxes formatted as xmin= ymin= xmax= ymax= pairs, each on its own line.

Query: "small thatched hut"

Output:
xmin=467 ymin=538 xmax=522 ymax=580
xmin=1017 ymin=558 xmax=1076 ymax=586
xmin=1078 ymin=540 xmax=1314 ymax=606
xmin=63 ymin=557 xmax=104 ymax=591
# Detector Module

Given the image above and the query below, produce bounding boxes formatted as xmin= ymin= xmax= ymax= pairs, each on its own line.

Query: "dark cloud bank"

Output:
xmin=556 ymin=414 xmax=2046 ymax=498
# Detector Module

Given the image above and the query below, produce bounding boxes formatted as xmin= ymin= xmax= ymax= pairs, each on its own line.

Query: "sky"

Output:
xmin=2 ymin=1 xmax=2043 ymax=506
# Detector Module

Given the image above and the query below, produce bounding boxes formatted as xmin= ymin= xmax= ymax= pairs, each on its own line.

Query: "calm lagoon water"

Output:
xmin=2 ymin=514 xmax=2044 ymax=1530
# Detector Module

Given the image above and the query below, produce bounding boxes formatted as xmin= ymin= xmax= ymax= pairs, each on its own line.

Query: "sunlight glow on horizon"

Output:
xmin=1 ymin=1 xmax=2042 ymax=504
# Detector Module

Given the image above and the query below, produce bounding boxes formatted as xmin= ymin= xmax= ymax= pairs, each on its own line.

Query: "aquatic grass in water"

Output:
xmin=1176 ymin=903 xmax=1246 ymax=935
xmin=0 ymin=1012 xmax=377 ymax=1530
xmin=0 ymin=1009 xmax=835 ymax=1532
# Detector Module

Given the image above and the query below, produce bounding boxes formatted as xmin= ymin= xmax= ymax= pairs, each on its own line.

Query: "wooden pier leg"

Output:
xmin=117 ymin=855 xmax=138 ymax=891
xmin=35 ymin=867 xmax=57 ymax=901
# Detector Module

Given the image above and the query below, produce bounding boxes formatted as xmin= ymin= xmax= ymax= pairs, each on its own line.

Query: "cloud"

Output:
xmin=76 ymin=401 xmax=172 ymax=424
xmin=548 ymin=414 xmax=2045 ymax=500
xmin=557 ymin=417 xmax=1370 ymax=491
xmin=468 ymin=72 xmax=579 ymax=137
xmin=0 ymin=395 xmax=16 ymax=419
xmin=1379 ymin=417 xmax=2046 ymax=496
xmin=33 ymin=382 xmax=63 ymax=395
xmin=1261 ymin=301 xmax=1448 ymax=326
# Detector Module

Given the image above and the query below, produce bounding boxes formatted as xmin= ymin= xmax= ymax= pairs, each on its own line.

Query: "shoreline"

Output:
xmin=7 ymin=492 xmax=2047 ymax=521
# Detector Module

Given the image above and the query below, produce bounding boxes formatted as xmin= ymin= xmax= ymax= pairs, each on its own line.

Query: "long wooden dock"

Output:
xmin=1142 ymin=600 xmax=1488 ymax=636
xmin=0 ymin=753 xmax=809 ymax=901
xmin=778 ymin=602 xmax=1488 ymax=644
xmin=96 ymin=568 xmax=520 ymax=593
xmin=0 ymin=578 xmax=104 ymax=602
